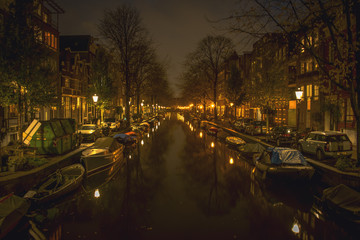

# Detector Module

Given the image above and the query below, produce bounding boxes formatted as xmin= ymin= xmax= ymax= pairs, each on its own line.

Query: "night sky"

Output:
xmin=57 ymin=0 xmax=247 ymax=96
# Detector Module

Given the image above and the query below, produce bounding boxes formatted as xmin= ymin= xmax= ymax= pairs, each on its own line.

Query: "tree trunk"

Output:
xmin=125 ymin=69 xmax=131 ymax=128
xmin=213 ymin=80 xmax=217 ymax=121
xmin=17 ymin=86 xmax=23 ymax=144
xmin=355 ymin=0 xmax=360 ymax=166
xmin=136 ymin=89 xmax=140 ymax=115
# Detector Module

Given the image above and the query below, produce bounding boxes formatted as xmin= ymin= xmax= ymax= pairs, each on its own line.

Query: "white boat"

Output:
xmin=81 ymin=137 xmax=125 ymax=174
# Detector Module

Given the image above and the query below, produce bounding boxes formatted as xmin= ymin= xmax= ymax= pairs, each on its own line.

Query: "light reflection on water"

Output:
xmin=31 ymin=113 xmax=359 ymax=240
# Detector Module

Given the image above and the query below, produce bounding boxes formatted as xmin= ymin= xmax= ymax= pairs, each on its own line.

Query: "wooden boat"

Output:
xmin=225 ymin=136 xmax=246 ymax=146
xmin=0 ymin=193 xmax=30 ymax=238
xmin=207 ymin=127 xmax=219 ymax=136
xmin=322 ymin=184 xmax=360 ymax=223
xmin=254 ymin=147 xmax=315 ymax=182
xmin=23 ymin=164 xmax=85 ymax=203
xmin=81 ymin=137 xmax=124 ymax=174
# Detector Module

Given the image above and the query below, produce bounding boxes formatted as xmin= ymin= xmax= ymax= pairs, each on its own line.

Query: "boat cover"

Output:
xmin=0 ymin=194 xmax=30 ymax=237
xmin=92 ymin=137 xmax=123 ymax=152
xmin=238 ymin=143 xmax=266 ymax=153
xmin=269 ymin=147 xmax=307 ymax=165
xmin=323 ymin=184 xmax=360 ymax=214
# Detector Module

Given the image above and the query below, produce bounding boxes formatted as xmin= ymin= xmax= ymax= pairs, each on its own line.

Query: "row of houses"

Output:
xmin=0 ymin=0 xmax=125 ymax=147
xmin=217 ymin=21 xmax=356 ymax=143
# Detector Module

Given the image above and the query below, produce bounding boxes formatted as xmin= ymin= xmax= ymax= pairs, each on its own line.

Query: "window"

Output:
xmin=314 ymin=85 xmax=319 ymax=100
xmin=301 ymin=38 xmax=305 ymax=53
xmin=307 ymin=85 xmax=313 ymax=98
xmin=43 ymin=13 xmax=48 ymax=23
xmin=300 ymin=62 xmax=305 ymax=74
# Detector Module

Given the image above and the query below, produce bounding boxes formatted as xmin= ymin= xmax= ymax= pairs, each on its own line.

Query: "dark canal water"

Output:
xmin=11 ymin=113 xmax=360 ymax=239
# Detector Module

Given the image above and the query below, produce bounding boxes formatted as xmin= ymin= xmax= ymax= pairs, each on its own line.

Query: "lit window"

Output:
xmin=307 ymin=85 xmax=313 ymax=98
xmin=314 ymin=85 xmax=319 ymax=100
xmin=43 ymin=13 xmax=48 ymax=23
xmin=301 ymin=38 xmax=305 ymax=53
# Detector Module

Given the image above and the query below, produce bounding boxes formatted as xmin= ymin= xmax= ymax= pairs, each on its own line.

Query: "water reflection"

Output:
xmin=27 ymin=113 xmax=359 ymax=240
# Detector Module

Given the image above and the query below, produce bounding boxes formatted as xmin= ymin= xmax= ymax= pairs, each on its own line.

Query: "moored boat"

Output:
xmin=81 ymin=137 xmax=124 ymax=174
xmin=207 ymin=127 xmax=218 ymax=136
xmin=0 ymin=193 xmax=30 ymax=238
xmin=322 ymin=184 xmax=360 ymax=223
xmin=254 ymin=147 xmax=315 ymax=182
xmin=238 ymin=142 xmax=266 ymax=161
xmin=23 ymin=164 xmax=85 ymax=203
xmin=225 ymin=136 xmax=246 ymax=147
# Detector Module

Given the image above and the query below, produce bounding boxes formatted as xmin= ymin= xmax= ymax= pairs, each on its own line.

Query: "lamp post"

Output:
xmin=92 ymin=94 xmax=98 ymax=125
xmin=295 ymin=88 xmax=303 ymax=131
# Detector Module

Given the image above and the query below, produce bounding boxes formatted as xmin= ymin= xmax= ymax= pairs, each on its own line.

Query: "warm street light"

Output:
xmin=92 ymin=94 xmax=98 ymax=124
xmin=92 ymin=94 xmax=98 ymax=103
xmin=230 ymin=103 xmax=234 ymax=107
xmin=211 ymin=104 xmax=215 ymax=108
xmin=295 ymin=88 xmax=303 ymax=131
xmin=295 ymin=88 xmax=303 ymax=101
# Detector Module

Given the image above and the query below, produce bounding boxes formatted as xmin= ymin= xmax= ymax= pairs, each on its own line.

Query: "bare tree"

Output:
xmin=190 ymin=35 xmax=234 ymax=120
xmin=180 ymin=60 xmax=211 ymax=118
xmin=99 ymin=4 xmax=149 ymax=127
xmin=225 ymin=0 xmax=360 ymax=164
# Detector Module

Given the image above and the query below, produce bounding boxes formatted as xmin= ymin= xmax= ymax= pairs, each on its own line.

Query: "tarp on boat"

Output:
xmin=0 ymin=194 xmax=30 ymax=238
xmin=323 ymin=184 xmax=360 ymax=215
xmin=92 ymin=137 xmax=123 ymax=152
xmin=238 ymin=143 xmax=266 ymax=153
xmin=269 ymin=147 xmax=307 ymax=165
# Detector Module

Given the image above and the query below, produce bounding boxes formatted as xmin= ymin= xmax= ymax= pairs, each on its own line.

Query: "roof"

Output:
xmin=60 ymin=35 xmax=92 ymax=51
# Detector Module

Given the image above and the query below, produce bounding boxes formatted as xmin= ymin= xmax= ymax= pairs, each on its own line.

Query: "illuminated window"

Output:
xmin=307 ymin=85 xmax=313 ymax=98
xmin=314 ymin=85 xmax=319 ymax=100
xmin=43 ymin=13 xmax=48 ymax=23
xmin=313 ymin=32 xmax=319 ymax=47
xmin=301 ymin=38 xmax=305 ymax=53
xmin=45 ymin=32 xmax=50 ymax=46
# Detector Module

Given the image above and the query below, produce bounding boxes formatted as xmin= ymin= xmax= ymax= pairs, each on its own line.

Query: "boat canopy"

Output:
xmin=269 ymin=147 xmax=307 ymax=165
xmin=92 ymin=137 xmax=123 ymax=152
xmin=239 ymin=143 xmax=266 ymax=152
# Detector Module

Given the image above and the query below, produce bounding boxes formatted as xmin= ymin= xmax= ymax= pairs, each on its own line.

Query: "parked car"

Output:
xmin=265 ymin=126 xmax=297 ymax=146
xmin=233 ymin=118 xmax=253 ymax=132
xmin=297 ymin=131 xmax=352 ymax=160
xmin=245 ymin=121 xmax=267 ymax=135
xmin=77 ymin=124 xmax=103 ymax=142
xmin=102 ymin=118 xmax=120 ymax=132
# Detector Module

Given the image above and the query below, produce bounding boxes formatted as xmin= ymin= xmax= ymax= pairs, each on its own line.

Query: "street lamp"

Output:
xmin=92 ymin=94 xmax=98 ymax=124
xmin=295 ymin=88 xmax=303 ymax=131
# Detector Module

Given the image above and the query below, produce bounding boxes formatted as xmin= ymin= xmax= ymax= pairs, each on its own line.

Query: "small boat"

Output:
xmin=254 ymin=147 xmax=315 ymax=182
xmin=23 ymin=164 xmax=85 ymax=203
xmin=225 ymin=136 xmax=246 ymax=146
xmin=322 ymin=184 xmax=360 ymax=223
xmin=238 ymin=142 xmax=266 ymax=160
xmin=207 ymin=127 xmax=218 ymax=136
xmin=0 ymin=193 xmax=30 ymax=238
xmin=113 ymin=133 xmax=137 ymax=146
xmin=81 ymin=137 xmax=124 ymax=174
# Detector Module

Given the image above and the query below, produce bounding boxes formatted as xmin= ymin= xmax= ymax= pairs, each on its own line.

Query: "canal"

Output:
xmin=11 ymin=113 xmax=359 ymax=240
